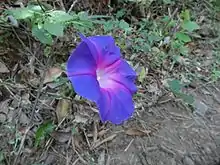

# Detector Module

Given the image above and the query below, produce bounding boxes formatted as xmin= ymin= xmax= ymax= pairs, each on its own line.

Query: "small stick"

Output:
xmin=124 ymin=139 xmax=134 ymax=152
xmin=59 ymin=0 xmax=66 ymax=11
xmin=12 ymin=126 xmax=32 ymax=165
xmin=163 ymin=8 xmax=179 ymax=33
xmin=92 ymin=134 xmax=116 ymax=149
xmin=68 ymin=0 xmax=79 ymax=13
xmin=36 ymin=0 xmax=45 ymax=12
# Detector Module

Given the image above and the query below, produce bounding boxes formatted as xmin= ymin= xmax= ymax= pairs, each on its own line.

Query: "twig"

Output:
xmin=68 ymin=0 xmax=79 ymax=13
xmin=36 ymin=0 xmax=45 ymax=12
xmin=124 ymin=139 xmax=134 ymax=152
xmin=158 ymin=144 xmax=176 ymax=156
xmin=83 ymin=129 xmax=91 ymax=148
xmin=44 ymin=117 xmax=66 ymax=153
xmin=163 ymin=8 xmax=179 ymax=34
xmin=28 ymin=67 xmax=47 ymax=124
xmin=189 ymin=80 xmax=214 ymax=93
xmin=91 ymin=134 xmax=116 ymax=149
xmin=12 ymin=126 xmax=32 ymax=165
xmin=74 ymin=149 xmax=87 ymax=164
xmin=72 ymin=158 xmax=79 ymax=165
xmin=59 ymin=0 xmax=66 ymax=11
xmin=93 ymin=121 xmax=98 ymax=143
xmin=11 ymin=32 xmax=55 ymax=165
xmin=11 ymin=47 xmax=49 ymax=165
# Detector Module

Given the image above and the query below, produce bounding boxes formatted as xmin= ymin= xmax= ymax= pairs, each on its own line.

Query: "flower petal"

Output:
xmin=97 ymin=87 xmax=134 ymax=124
xmin=79 ymin=34 xmax=121 ymax=68
xmin=99 ymin=59 xmax=137 ymax=94
xmin=105 ymin=59 xmax=137 ymax=81
xmin=109 ymin=75 xmax=137 ymax=94
xmin=66 ymin=42 xmax=96 ymax=76
xmin=69 ymin=75 xmax=101 ymax=102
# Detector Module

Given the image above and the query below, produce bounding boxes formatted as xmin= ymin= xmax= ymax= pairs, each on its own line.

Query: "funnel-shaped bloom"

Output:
xmin=66 ymin=34 xmax=137 ymax=124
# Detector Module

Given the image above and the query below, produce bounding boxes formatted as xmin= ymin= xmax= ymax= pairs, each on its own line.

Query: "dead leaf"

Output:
xmin=21 ymin=93 xmax=31 ymax=105
xmin=74 ymin=114 xmax=88 ymax=124
xmin=0 ymin=99 xmax=10 ymax=114
xmin=138 ymin=67 xmax=148 ymax=82
xmin=19 ymin=112 xmax=30 ymax=125
xmin=45 ymin=154 xmax=56 ymax=165
xmin=56 ymin=99 xmax=71 ymax=123
xmin=51 ymin=131 xmax=72 ymax=143
xmin=0 ymin=61 xmax=9 ymax=73
xmin=44 ymin=67 xmax=63 ymax=84
xmin=46 ymin=82 xmax=62 ymax=89
xmin=125 ymin=128 xmax=151 ymax=136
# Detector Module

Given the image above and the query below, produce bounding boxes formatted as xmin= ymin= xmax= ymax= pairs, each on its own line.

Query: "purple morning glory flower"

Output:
xmin=66 ymin=34 xmax=137 ymax=124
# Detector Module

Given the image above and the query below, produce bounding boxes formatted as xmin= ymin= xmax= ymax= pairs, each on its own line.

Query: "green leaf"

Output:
xmin=163 ymin=0 xmax=172 ymax=4
xmin=71 ymin=127 xmax=79 ymax=135
xmin=27 ymin=5 xmax=43 ymax=12
xmin=168 ymin=79 xmax=182 ymax=93
xmin=35 ymin=121 xmax=55 ymax=147
xmin=118 ymin=20 xmax=132 ymax=32
xmin=32 ymin=26 xmax=53 ymax=45
xmin=167 ymin=79 xmax=194 ymax=104
xmin=180 ymin=46 xmax=189 ymax=56
xmin=178 ymin=93 xmax=195 ymax=105
xmin=49 ymin=10 xmax=73 ymax=22
xmin=44 ymin=22 xmax=64 ymax=37
xmin=182 ymin=21 xmax=200 ymax=32
xmin=103 ymin=21 xmax=115 ymax=32
xmin=181 ymin=9 xmax=190 ymax=21
xmin=116 ymin=9 xmax=126 ymax=19
xmin=175 ymin=32 xmax=191 ymax=43
xmin=138 ymin=67 xmax=147 ymax=82
xmin=148 ymin=33 xmax=162 ymax=44
xmin=7 ymin=8 xmax=34 ymax=19
xmin=88 ymin=15 xmax=111 ymax=19
xmin=0 ymin=151 xmax=4 ymax=163
xmin=78 ymin=11 xmax=89 ymax=20
xmin=212 ymin=69 xmax=220 ymax=81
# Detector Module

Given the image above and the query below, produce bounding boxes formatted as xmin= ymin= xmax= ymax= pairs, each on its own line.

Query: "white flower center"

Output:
xmin=96 ymin=69 xmax=112 ymax=89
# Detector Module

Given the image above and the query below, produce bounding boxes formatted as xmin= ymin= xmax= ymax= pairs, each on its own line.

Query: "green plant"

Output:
xmin=35 ymin=121 xmax=55 ymax=147
xmin=167 ymin=10 xmax=199 ymax=59
xmin=5 ymin=4 xmax=107 ymax=45
xmin=167 ymin=79 xmax=194 ymax=105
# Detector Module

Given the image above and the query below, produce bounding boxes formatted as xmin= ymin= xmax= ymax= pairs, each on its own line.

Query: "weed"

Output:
xmin=35 ymin=120 xmax=55 ymax=147
xmin=4 ymin=4 xmax=107 ymax=45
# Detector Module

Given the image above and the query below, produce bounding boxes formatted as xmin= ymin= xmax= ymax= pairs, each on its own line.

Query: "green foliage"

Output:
xmin=35 ymin=121 xmax=55 ymax=147
xmin=101 ymin=19 xmax=132 ymax=34
xmin=32 ymin=26 xmax=53 ymax=45
xmin=163 ymin=9 xmax=200 ymax=66
xmin=5 ymin=5 xmax=105 ymax=45
xmin=162 ymin=0 xmax=174 ymax=5
xmin=175 ymin=32 xmax=191 ymax=43
xmin=211 ymin=69 xmax=220 ymax=81
xmin=182 ymin=21 xmax=200 ymax=32
xmin=0 ymin=151 xmax=4 ymax=163
xmin=168 ymin=79 xmax=182 ymax=93
xmin=167 ymin=79 xmax=194 ymax=105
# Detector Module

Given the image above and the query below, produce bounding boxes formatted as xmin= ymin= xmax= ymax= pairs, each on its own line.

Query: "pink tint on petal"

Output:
xmin=100 ymin=59 xmax=121 ymax=74
xmin=96 ymin=69 xmax=117 ymax=89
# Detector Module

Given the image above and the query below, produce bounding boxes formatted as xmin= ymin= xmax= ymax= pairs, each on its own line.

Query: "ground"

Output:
xmin=0 ymin=0 xmax=220 ymax=165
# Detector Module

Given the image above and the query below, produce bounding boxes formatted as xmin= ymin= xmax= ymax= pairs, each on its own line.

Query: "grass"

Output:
xmin=0 ymin=0 xmax=220 ymax=164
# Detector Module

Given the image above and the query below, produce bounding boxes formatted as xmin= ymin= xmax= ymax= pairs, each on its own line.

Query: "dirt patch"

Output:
xmin=0 ymin=84 xmax=220 ymax=165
